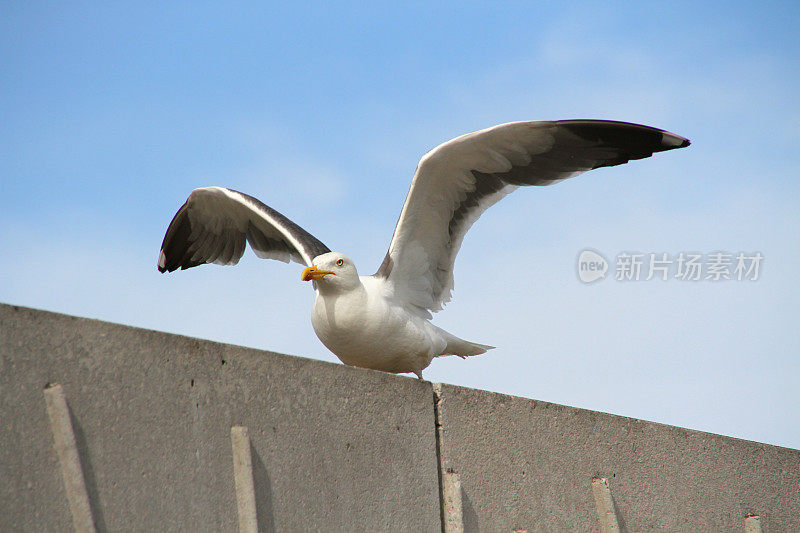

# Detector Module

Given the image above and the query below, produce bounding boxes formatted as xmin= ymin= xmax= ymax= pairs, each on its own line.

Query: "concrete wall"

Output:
xmin=0 ymin=304 xmax=440 ymax=532
xmin=1 ymin=302 xmax=798 ymax=532
xmin=434 ymin=383 xmax=799 ymax=532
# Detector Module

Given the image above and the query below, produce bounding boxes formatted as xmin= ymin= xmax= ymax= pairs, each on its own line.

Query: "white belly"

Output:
xmin=309 ymin=278 xmax=444 ymax=375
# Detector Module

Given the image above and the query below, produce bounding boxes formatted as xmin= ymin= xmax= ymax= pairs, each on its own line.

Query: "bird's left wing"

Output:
xmin=158 ymin=186 xmax=330 ymax=272
xmin=375 ymin=120 xmax=690 ymax=317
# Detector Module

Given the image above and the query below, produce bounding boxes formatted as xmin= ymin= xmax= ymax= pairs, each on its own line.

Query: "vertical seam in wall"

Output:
xmin=432 ymin=383 xmax=445 ymax=533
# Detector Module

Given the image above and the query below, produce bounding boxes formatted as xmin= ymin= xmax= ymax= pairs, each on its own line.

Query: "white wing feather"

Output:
xmin=375 ymin=120 xmax=689 ymax=318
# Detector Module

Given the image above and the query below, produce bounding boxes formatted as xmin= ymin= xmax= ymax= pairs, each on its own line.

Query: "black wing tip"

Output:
xmin=557 ymin=119 xmax=690 ymax=149
xmin=157 ymin=250 xmax=167 ymax=273
xmin=157 ymin=253 xmax=206 ymax=273
xmin=660 ymin=131 xmax=691 ymax=151
xmin=157 ymin=251 xmax=176 ymax=273
xmin=157 ymin=259 xmax=203 ymax=273
xmin=157 ymin=202 xmax=204 ymax=274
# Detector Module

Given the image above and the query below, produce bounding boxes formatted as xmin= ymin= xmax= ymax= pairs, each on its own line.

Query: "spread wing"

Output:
xmin=375 ymin=120 xmax=690 ymax=317
xmin=158 ymin=186 xmax=331 ymax=272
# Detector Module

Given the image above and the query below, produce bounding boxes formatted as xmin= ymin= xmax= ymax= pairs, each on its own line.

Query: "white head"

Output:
xmin=301 ymin=252 xmax=360 ymax=291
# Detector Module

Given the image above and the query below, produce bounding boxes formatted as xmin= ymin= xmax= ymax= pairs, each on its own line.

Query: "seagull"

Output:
xmin=158 ymin=120 xmax=689 ymax=378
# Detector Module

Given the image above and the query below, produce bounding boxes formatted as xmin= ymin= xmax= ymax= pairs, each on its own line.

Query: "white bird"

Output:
xmin=158 ymin=120 xmax=689 ymax=378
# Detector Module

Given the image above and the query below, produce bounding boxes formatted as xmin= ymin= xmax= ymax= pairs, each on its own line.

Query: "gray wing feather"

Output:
xmin=377 ymin=120 xmax=690 ymax=317
xmin=158 ymin=186 xmax=330 ymax=272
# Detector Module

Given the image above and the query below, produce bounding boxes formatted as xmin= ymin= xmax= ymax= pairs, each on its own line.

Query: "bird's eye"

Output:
xmin=336 ymin=259 xmax=344 ymax=267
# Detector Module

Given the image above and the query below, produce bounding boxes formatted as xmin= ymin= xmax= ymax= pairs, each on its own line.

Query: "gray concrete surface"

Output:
xmin=434 ymin=383 xmax=800 ymax=532
xmin=2 ymin=302 xmax=798 ymax=532
xmin=0 ymin=303 xmax=441 ymax=532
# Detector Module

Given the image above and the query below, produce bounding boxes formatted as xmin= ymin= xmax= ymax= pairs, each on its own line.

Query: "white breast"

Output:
xmin=309 ymin=276 xmax=445 ymax=374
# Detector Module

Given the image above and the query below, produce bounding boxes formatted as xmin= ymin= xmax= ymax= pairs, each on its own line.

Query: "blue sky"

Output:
xmin=2 ymin=2 xmax=799 ymax=448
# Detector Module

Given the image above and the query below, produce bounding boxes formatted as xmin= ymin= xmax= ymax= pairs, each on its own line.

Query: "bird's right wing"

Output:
xmin=158 ymin=186 xmax=331 ymax=272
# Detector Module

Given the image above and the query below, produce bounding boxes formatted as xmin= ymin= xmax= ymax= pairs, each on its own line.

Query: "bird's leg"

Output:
xmin=414 ymin=370 xmax=423 ymax=380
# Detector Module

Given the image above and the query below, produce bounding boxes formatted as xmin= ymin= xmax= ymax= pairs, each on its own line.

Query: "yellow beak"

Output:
xmin=302 ymin=265 xmax=335 ymax=282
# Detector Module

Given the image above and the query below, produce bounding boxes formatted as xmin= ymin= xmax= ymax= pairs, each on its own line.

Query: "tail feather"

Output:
xmin=437 ymin=328 xmax=494 ymax=358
